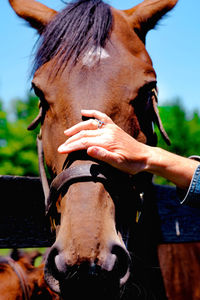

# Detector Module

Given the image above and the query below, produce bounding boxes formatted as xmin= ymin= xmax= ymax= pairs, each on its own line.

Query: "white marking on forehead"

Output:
xmin=82 ymin=46 xmax=110 ymax=67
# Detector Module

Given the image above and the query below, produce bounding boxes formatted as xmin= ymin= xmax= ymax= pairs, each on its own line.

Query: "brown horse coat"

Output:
xmin=0 ymin=249 xmax=59 ymax=299
xmin=8 ymin=1 xmax=179 ymax=299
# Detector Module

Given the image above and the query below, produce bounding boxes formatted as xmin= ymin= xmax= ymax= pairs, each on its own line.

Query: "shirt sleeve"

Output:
xmin=177 ymin=156 xmax=200 ymax=207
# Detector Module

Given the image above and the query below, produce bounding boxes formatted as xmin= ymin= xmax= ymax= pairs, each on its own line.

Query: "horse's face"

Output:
xmin=32 ymin=10 xmax=156 ymax=294
xmin=9 ymin=0 xmax=177 ymax=297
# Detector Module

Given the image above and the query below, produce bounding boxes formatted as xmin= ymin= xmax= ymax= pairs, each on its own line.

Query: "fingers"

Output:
xmin=62 ymin=127 xmax=102 ymax=147
xmin=87 ymin=146 xmax=120 ymax=165
xmin=64 ymin=118 xmax=100 ymax=136
xmin=58 ymin=135 xmax=104 ymax=154
xmin=64 ymin=110 xmax=113 ymax=137
xmin=58 ymin=109 xmax=115 ymax=154
xmin=81 ymin=110 xmax=114 ymax=124
xmin=58 ymin=139 xmax=86 ymax=153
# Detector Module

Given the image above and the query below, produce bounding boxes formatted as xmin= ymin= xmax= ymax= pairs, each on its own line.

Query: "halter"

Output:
xmin=4 ymin=257 xmax=30 ymax=300
xmin=37 ymin=135 xmax=143 ymax=241
xmin=37 ymin=136 xmax=140 ymax=212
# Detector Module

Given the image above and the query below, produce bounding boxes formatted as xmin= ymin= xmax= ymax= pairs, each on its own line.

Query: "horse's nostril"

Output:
xmin=44 ymin=247 xmax=61 ymax=294
xmin=111 ymin=245 xmax=131 ymax=283
xmin=45 ymin=248 xmax=60 ymax=277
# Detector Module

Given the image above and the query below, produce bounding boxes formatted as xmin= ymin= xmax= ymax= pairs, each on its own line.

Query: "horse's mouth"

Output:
xmin=44 ymin=248 xmax=130 ymax=297
xmin=45 ymin=268 xmax=128 ymax=299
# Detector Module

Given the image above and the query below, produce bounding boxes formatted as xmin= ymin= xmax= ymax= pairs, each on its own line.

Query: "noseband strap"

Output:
xmin=46 ymin=162 xmax=134 ymax=216
xmin=37 ymin=136 xmax=136 ymax=217
xmin=46 ymin=163 xmax=109 ymax=215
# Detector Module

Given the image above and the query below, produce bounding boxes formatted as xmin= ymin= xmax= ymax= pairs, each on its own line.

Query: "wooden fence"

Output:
xmin=1 ymin=175 xmax=200 ymax=299
xmin=0 ymin=175 xmax=200 ymax=248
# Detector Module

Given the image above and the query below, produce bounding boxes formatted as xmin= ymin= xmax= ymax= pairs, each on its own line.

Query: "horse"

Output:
xmin=0 ymin=249 xmax=59 ymax=299
xmin=8 ymin=0 xmax=178 ymax=299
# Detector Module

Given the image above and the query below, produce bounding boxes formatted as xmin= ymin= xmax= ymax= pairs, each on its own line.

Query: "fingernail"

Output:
xmin=64 ymin=128 xmax=70 ymax=134
xmin=81 ymin=109 xmax=89 ymax=114
xmin=58 ymin=145 xmax=65 ymax=152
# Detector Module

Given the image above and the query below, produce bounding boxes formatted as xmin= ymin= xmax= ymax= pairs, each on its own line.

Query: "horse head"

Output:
xmin=0 ymin=249 xmax=40 ymax=299
xmin=9 ymin=0 xmax=178 ymax=298
xmin=0 ymin=249 xmax=59 ymax=299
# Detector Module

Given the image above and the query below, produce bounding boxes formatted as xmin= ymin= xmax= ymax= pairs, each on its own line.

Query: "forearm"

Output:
xmin=145 ymin=147 xmax=200 ymax=189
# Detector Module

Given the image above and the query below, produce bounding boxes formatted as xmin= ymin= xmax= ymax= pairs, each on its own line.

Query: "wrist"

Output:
xmin=145 ymin=147 xmax=200 ymax=189
xmin=126 ymin=143 xmax=155 ymax=175
xmin=145 ymin=146 xmax=166 ymax=174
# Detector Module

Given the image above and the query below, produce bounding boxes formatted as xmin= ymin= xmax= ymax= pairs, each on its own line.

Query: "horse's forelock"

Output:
xmin=32 ymin=0 xmax=113 ymax=76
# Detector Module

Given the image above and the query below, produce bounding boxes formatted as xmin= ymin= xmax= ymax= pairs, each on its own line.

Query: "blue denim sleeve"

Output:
xmin=178 ymin=156 xmax=200 ymax=207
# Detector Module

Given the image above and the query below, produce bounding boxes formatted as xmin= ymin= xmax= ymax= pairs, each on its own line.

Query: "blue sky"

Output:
xmin=1 ymin=0 xmax=200 ymax=113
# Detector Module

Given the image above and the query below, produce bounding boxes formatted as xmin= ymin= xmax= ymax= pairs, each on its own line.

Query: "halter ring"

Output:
xmin=96 ymin=119 xmax=105 ymax=129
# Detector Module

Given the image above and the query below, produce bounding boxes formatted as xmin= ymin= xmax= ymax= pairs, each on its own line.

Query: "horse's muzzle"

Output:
xmin=44 ymin=244 xmax=131 ymax=297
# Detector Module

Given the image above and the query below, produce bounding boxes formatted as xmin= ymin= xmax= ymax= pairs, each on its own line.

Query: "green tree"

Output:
xmin=0 ymin=94 xmax=39 ymax=176
xmin=154 ymin=98 xmax=200 ymax=185
xmin=0 ymin=100 xmax=8 ymax=149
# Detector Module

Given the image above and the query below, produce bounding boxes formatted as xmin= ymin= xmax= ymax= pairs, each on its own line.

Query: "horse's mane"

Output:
xmin=33 ymin=0 xmax=113 ymax=75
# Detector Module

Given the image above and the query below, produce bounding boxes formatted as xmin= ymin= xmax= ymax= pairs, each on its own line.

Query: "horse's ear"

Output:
xmin=26 ymin=250 xmax=42 ymax=265
xmin=10 ymin=249 xmax=22 ymax=261
xmin=123 ymin=0 xmax=178 ymax=42
xmin=9 ymin=0 xmax=57 ymax=33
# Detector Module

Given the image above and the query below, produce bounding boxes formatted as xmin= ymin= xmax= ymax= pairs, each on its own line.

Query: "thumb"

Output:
xmin=87 ymin=146 xmax=117 ymax=165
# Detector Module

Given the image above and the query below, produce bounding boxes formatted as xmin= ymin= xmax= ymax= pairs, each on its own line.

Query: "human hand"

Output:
xmin=58 ymin=109 xmax=151 ymax=175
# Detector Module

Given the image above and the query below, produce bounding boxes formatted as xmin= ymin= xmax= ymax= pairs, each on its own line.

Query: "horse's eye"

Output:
xmin=140 ymin=83 xmax=157 ymax=108
xmin=32 ymin=84 xmax=49 ymax=110
xmin=131 ymin=85 xmax=152 ymax=108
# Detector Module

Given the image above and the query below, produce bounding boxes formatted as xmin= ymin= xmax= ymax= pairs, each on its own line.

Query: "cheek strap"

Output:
xmin=151 ymin=88 xmax=171 ymax=146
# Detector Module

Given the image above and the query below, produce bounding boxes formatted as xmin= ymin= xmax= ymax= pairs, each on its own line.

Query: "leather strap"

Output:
xmin=37 ymin=135 xmax=50 ymax=207
xmin=46 ymin=162 xmax=122 ymax=215
xmin=6 ymin=257 xmax=30 ymax=300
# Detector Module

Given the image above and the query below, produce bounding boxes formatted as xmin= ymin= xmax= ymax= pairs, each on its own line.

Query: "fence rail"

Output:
xmin=0 ymin=175 xmax=200 ymax=248
xmin=0 ymin=175 xmax=54 ymax=248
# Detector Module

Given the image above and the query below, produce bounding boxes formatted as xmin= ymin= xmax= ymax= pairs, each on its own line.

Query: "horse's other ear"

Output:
xmin=123 ymin=0 xmax=178 ymax=43
xmin=10 ymin=249 xmax=22 ymax=261
xmin=26 ymin=250 xmax=42 ymax=266
xmin=9 ymin=0 xmax=57 ymax=33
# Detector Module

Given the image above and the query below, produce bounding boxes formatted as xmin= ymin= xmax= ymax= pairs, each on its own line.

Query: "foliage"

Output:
xmin=0 ymin=248 xmax=47 ymax=266
xmin=1 ymin=95 xmax=200 ymax=186
xmin=154 ymin=98 xmax=200 ymax=185
xmin=0 ymin=95 xmax=39 ymax=176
